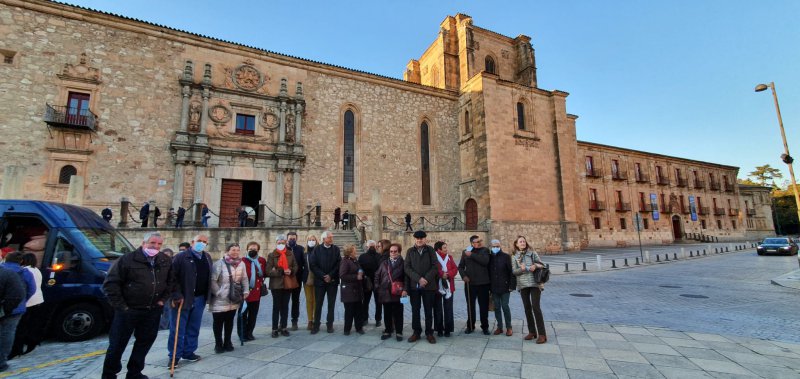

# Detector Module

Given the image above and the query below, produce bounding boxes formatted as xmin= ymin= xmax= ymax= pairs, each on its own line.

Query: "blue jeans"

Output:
xmin=492 ymin=291 xmax=512 ymax=330
xmin=102 ymin=308 xmax=161 ymax=379
xmin=168 ymin=295 xmax=206 ymax=360
xmin=0 ymin=315 xmax=21 ymax=370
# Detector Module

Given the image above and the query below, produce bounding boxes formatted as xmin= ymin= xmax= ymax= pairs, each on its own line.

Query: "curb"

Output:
xmin=771 ymin=269 xmax=800 ymax=290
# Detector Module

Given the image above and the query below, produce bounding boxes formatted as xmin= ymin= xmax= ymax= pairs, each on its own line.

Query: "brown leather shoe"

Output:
xmin=407 ymin=334 xmax=420 ymax=343
xmin=506 ymin=328 xmax=513 ymax=337
xmin=536 ymin=335 xmax=548 ymax=344
xmin=493 ymin=328 xmax=503 ymax=335
xmin=426 ymin=335 xmax=437 ymax=344
xmin=524 ymin=333 xmax=537 ymax=341
xmin=307 ymin=321 xmax=314 ymax=330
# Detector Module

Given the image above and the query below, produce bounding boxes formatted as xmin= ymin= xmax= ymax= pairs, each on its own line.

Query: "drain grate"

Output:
xmin=680 ymin=294 xmax=709 ymax=299
xmin=659 ymin=285 xmax=682 ymax=288
xmin=569 ymin=293 xmax=594 ymax=297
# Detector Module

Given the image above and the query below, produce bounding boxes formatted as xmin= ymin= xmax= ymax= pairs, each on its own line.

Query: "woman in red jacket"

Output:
xmin=433 ymin=241 xmax=458 ymax=337
xmin=242 ymin=241 xmax=267 ymax=341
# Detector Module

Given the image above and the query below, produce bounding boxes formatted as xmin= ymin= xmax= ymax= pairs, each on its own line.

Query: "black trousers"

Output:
xmin=520 ymin=287 xmax=546 ymax=336
xmin=271 ymin=289 xmax=289 ymax=330
xmin=313 ymin=283 xmax=338 ymax=328
xmin=434 ymin=293 xmax=454 ymax=333
xmin=465 ymin=283 xmax=490 ymax=331
xmin=361 ymin=286 xmax=382 ymax=323
xmin=289 ymin=285 xmax=302 ymax=323
xmin=382 ymin=302 xmax=404 ymax=335
xmin=212 ymin=310 xmax=236 ymax=346
xmin=102 ymin=307 xmax=161 ymax=379
xmin=410 ymin=289 xmax=435 ymax=336
xmin=242 ymin=300 xmax=260 ymax=337
xmin=343 ymin=301 xmax=363 ymax=332
xmin=10 ymin=303 xmax=46 ymax=358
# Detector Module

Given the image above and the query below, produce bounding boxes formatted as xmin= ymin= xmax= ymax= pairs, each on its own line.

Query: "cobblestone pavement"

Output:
xmin=2 ymin=247 xmax=798 ymax=378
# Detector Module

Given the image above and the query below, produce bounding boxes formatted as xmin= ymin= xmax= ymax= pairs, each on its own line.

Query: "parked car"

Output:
xmin=0 ymin=200 xmax=133 ymax=341
xmin=756 ymin=237 xmax=799 ymax=256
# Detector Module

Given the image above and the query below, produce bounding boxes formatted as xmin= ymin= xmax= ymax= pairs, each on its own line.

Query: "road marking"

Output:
xmin=0 ymin=349 xmax=106 ymax=378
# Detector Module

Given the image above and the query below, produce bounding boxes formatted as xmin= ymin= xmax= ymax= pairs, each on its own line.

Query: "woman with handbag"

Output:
xmin=340 ymin=245 xmax=365 ymax=335
xmin=510 ymin=236 xmax=547 ymax=343
xmin=242 ymin=241 xmax=268 ymax=341
xmin=209 ymin=243 xmax=249 ymax=353
xmin=266 ymin=235 xmax=299 ymax=338
xmin=373 ymin=243 xmax=405 ymax=341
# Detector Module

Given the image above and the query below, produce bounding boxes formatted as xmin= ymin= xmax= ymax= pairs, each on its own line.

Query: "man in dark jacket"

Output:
xmin=404 ymin=231 xmax=438 ymax=344
xmin=102 ymin=232 xmax=173 ymax=379
xmin=168 ymin=234 xmax=212 ymax=365
xmin=309 ymin=231 xmax=341 ymax=334
xmin=287 ymin=231 xmax=305 ymax=330
xmin=488 ymin=239 xmax=515 ymax=336
xmin=175 ymin=207 xmax=186 ymax=228
xmin=0 ymin=256 xmax=30 ymax=373
xmin=139 ymin=202 xmax=150 ymax=228
xmin=458 ymin=235 xmax=491 ymax=335
xmin=358 ymin=240 xmax=381 ymax=327
xmin=101 ymin=208 xmax=113 ymax=223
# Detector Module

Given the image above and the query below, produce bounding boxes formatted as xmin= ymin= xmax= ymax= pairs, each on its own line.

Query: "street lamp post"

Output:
xmin=755 ymin=82 xmax=800 ymax=242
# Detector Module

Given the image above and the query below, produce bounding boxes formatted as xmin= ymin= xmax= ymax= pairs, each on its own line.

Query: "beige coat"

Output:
xmin=208 ymin=258 xmax=250 ymax=313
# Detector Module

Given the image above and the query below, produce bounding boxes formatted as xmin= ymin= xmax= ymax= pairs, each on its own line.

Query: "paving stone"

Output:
xmin=334 ymin=342 xmax=377 ymax=357
xmin=486 ymin=337 xmax=523 ymax=350
xmin=600 ymin=348 xmax=649 ymax=364
xmin=521 ymin=352 xmax=565 ymax=367
xmin=655 ymin=365 xmax=715 ymax=379
xmin=686 ymin=333 xmax=733 ymax=343
xmin=607 ymin=360 xmax=666 ymax=378
xmin=642 ymin=352 xmax=702 ymax=370
xmin=396 ymin=350 xmax=440 ymax=366
xmin=688 ymin=358 xmax=757 ymax=376
xmin=582 ymin=323 xmax=617 ymax=333
xmin=424 ymin=366 xmax=472 ymax=378
xmin=435 ymin=354 xmax=480 ymax=371
xmin=481 ymin=347 xmax=521 ymax=363
xmin=379 ymin=362 xmax=430 ymax=379
xmin=246 ymin=346 xmax=294 ymax=362
xmin=341 ymin=358 xmax=393 ymax=376
xmin=561 ymin=355 xmax=613 ymax=373
xmin=521 ymin=342 xmax=561 ymax=354
xmin=475 ymin=359 xmax=521 ymax=377
xmin=588 ymin=331 xmax=628 ymax=341
xmin=624 ymin=334 xmax=667 ymax=344
xmin=735 ymin=363 xmax=800 ymax=379
xmin=717 ymin=350 xmax=786 ymax=366
xmin=472 ymin=373 xmax=518 ymax=379
xmin=632 ymin=342 xmax=682 ymax=356
xmin=521 ymin=364 xmax=570 ymax=379
xmin=362 ymin=347 xmax=406 ymax=361
xmin=615 ymin=326 xmax=655 ymax=336
xmin=207 ymin=358 xmax=265 ymax=377
xmin=409 ymin=341 xmax=448 ymax=354
xmin=307 ymin=353 xmax=357 ymax=371
xmin=565 ymin=368 xmax=619 ymax=379
xmin=302 ymin=341 xmax=345 ymax=353
xmin=650 ymin=329 xmax=692 ymax=339
xmin=559 ymin=345 xmax=603 ymax=359
xmin=274 ymin=350 xmax=325 ymax=366
xmin=743 ymin=343 xmax=800 ymax=359
xmin=552 ymin=336 xmax=596 ymax=347
xmin=674 ymin=346 xmax=731 ymax=361
xmin=593 ymin=339 xmax=637 ymax=351
xmin=660 ymin=337 xmax=708 ymax=348
xmin=284 ymin=366 xmax=337 ymax=379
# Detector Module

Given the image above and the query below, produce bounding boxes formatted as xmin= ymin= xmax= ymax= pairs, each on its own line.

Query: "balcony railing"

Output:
xmin=714 ymin=207 xmax=726 ymax=216
xmin=694 ymin=179 xmax=706 ymax=189
xmin=746 ymin=208 xmax=756 ymax=216
xmin=681 ymin=205 xmax=691 ymax=214
xmin=661 ymin=204 xmax=673 ymax=213
xmin=586 ymin=167 xmax=603 ymax=178
xmin=611 ymin=170 xmax=628 ymax=181
xmin=709 ymin=180 xmax=721 ymax=191
xmin=589 ymin=200 xmax=605 ymax=211
xmin=724 ymin=182 xmax=734 ymax=192
xmin=44 ymin=104 xmax=97 ymax=131
xmin=635 ymin=172 xmax=650 ymax=183
xmin=656 ymin=176 xmax=670 ymax=186
xmin=698 ymin=206 xmax=710 ymax=215
xmin=728 ymin=208 xmax=739 ymax=216
xmin=639 ymin=203 xmax=654 ymax=212
xmin=676 ymin=177 xmax=688 ymax=187
xmin=615 ymin=202 xmax=631 ymax=212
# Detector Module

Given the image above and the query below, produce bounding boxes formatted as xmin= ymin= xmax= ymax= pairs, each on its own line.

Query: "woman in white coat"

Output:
xmin=209 ymin=243 xmax=249 ymax=353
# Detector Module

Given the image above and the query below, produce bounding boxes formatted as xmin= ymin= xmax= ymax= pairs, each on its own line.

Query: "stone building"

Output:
xmin=0 ymin=0 xmax=774 ymax=251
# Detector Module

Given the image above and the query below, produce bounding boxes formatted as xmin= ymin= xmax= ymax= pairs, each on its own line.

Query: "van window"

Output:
xmin=51 ymin=235 xmax=78 ymax=271
xmin=0 ymin=216 xmax=49 ymax=268
xmin=67 ymin=228 xmax=131 ymax=260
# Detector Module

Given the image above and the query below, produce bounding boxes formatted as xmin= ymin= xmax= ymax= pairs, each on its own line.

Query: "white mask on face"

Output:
xmin=307 ymin=240 xmax=317 ymax=247
xmin=276 ymin=244 xmax=286 ymax=251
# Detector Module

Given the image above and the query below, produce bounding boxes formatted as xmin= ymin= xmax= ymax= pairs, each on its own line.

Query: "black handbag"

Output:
xmin=225 ymin=263 xmax=245 ymax=303
xmin=532 ymin=264 xmax=550 ymax=284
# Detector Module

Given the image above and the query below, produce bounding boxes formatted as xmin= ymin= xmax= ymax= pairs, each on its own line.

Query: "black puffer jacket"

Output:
xmin=103 ymin=247 xmax=173 ymax=310
xmin=357 ymin=248 xmax=381 ymax=283
xmin=458 ymin=247 xmax=491 ymax=285
xmin=488 ymin=251 xmax=515 ymax=294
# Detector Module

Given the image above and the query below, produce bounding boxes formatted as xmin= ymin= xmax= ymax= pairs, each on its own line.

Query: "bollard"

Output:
xmin=612 ymin=259 xmax=617 ymax=268
xmin=665 ymin=254 xmax=669 ymax=261
xmin=656 ymin=255 xmax=661 ymax=262
xmin=564 ymin=263 xmax=569 ymax=273
xmin=624 ymin=258 xmax=629 ymax=267
xmin=674 ymin=252 xmax=678 ymax=260
xmin=690 ymin=251 xmax=694 ymax=257
xmin=644 ymin=250 xmax=650 ymax=263
xmin=681 ymin=247 xmax=685 ymax=259
xmin=635 ymin=257 xmax=640 ymax=265
xmin=582 ymin=262 xmax=587 ymax=272
xmin=725 ymin=246 xmax=729 ymax=252
xmin=703 ymin=249 xmax=707 ymax=256
xmin=596 ymin=255 xmax=602 ymax=271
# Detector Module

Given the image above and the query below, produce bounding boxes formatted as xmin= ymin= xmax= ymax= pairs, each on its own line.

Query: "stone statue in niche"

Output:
xmin=188 ymin=101 xmax=202 ymax=131
xmin=285 ymin=115 xmax=295 ymax=143
xmin=283 ymin=173 xmax=292 ymax=205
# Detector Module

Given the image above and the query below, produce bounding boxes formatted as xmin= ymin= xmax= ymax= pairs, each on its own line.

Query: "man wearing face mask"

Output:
xmin=242 ymin=242 xmax=267 ymax=340
xmin=357 ymin=240 xmax=381 ymax=327
xmin=286 ymin=231 xmax=305 ymax=331
xmin=458 ymin=235 xmax=491 ymax=335
xmin=308 ymin=231 xmax=341 ymax=334
xmin=168 ymin=234 xmax=213 ymax=366
xmin=102 ymin=232 xmax=173 ymax=379
xmin=488 ymin=239 xmax=515 ymax=336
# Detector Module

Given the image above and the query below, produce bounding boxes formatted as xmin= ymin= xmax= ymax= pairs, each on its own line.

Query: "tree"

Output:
xmin=748 ymin=164 xmax=783 ymax=187
xmin=737 ymin=178 xmax=758 ymax=185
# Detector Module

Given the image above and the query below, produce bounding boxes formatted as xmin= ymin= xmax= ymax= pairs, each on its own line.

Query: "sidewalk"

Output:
xmin=12 ymin=319 xmax=796 ymax=379
xmin=772 ymin=269 xmax=800 ymax=290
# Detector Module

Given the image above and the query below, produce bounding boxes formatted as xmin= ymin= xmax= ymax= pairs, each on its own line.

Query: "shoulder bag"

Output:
xmin=387 ymin=261 xmax=404 ymax=296
xmin=224 ymin=263 xmax=245 ymax=303
xmin=533 ymin=263 xmax=550 ymax=284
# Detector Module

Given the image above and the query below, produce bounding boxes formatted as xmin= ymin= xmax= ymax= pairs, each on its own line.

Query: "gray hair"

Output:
xmin=276 ymin=234 xmax=287 ymax=242
xmin=320 ymin=230 xmax=332 ymax=240
xmin=192 ymin=233 xmax=208 ymax=242
xmin=490 ymin=239 xmax=501 ymax=245
xmin=143 ymin=231 xmax=163 ymax=243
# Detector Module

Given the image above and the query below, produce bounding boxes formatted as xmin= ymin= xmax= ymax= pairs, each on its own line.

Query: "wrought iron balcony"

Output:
xmin=639 ymin=203 xmax=654 ymax=212
xmin=635 ymin=172 xmax=650 ymax=183
xmin=698 ymin=206 xmax=710 ymax=215
xmin=661 ymin=204 xmax=673 ymax=213
xmin=694 ymin=179 xmax=706 ymax=189
xmin=728 ymin=208 xmax=739 ymax=216
xmin=724 ymin=182 xmax=734 ymax=192
xmin=589 ymin=200 xmax=605 ymax=211
xmin=746 ymin=208 xmax=756 ymax=216
xmin=656 ymin=176 xmax=670 ymax=186
xmin=43 ymin=104 xmax=97 ymax=131
xmin=709 ymin=180 xmax=721 ymax=191
xmin=714 ymin=207 xmax=726 ymax=216
xmin=676 ymin=177 xmax=688 ymax=187
xmin=681 ymin=205 xmax=691 ymax=214
xmin=586 ymin=167 xmax=603 ymax=178
xmin=611 ymin=169 xmax=628 ymax=181
xmin=615 ymin=202 xmax=631 ymax=212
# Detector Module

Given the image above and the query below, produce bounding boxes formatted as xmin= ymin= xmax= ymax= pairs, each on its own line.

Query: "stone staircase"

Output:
xmin=331 ymin=229 xmax=364 ymax=255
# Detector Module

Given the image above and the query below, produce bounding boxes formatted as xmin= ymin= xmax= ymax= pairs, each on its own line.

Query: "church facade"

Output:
xmin=0 ymin=0 xmax=774 ymax=251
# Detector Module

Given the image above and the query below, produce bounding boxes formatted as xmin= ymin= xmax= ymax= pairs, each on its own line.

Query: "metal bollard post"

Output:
xmin=582 ymin=262 xmax=587 ymax=272
xmin=624 ymin=258 xmax=629 ymax=267
xmin=689 ymin=251 xmax=693 ymax=257
xmin=703 ymin=249 xmax=707 ymax=256
xmin=665 ymin=254 xmax=670 ymax=261
xmin=564 ymin=263 xmax=569 ymax=272
xmin=612 ymin=259 xmax=617 ymax=268
xmin=596 ymin=255 xmax=602 ymax=271
xmin=656 ymin=255 xmax=661 ymax=262
xmin=674 ymin=252 xmax=678 ymax=260
xmin=635 ymin=257 xmax=640 ymax=265
xmin=644 ymin=250 xmax=650 ymax=263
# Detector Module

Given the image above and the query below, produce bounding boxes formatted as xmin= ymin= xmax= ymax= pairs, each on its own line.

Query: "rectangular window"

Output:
xmin=235 ymin=114 xmax=256 ymax=135
xmin=620 ymin=218 xmax=627 ymax=230
xmin=593 ymin=217 xmax=601 ymax=230
xmin=611 ymin=159 xmax=619 ymax=176
xmin=717 ymin=219 xmax=722 ymax=229
xmin=585 ymin=156 xmax=594 ymax=172
xmin=701 ymin=220 xmax=707 ymax=229
xmin=643 ymin=218 xmax=649 ymax=230
xmin=0 ymin=49 xmax=15 ymax=64
xmin=732 ymin=220 xmax=737 ymax=230
xmin=656 ymin=166 xmax=663 ymax=181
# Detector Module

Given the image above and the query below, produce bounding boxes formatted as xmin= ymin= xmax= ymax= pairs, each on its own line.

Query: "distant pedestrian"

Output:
xmin=266 ymin=235 xmax=297 ymax=338
xmin=459 ymin=235 xmax=491 ymax=335
xmin=139 ymin=202 xmax=150 ymax=228
xmin=374 ymin=243 xmax=405 ymax=341
xmin=168 ymin=234 xmax=212 ymax=365
xmin=153 ymin=207 xmax=161 ymax=228
xmin=511 ymin=236 xmax=547 ymax=343
xmin=238 ymin=207 xmax=248 ymax=227
xmin=242 ymin=242 xmax=267 ymax=341
xmin=101 ymin=232 xmax=173 ymax=379
xmin=404 ymin=231 xmax=438 ymax=344
xmin=175 ymin=207 xmax=186 ymax=228
xmin=0 ymin=263 xmax=26 ymax=373
xmin=433 ymin=241 xmax=457 ymax=337
xmin=358 ymin=240 xmax=381 ymax=327
xmin=201 ymin=204 xmax=210 ymax=227
xmin=178 ymin=242 xmax=190 ymax=253
xmin=489 ymin=239 xmax=514 ymax=336
xmin=342 ymin=210 xmax=350 ymax=230
xmin=167 ymin=208 xmax=176 ymax=227
xmin=309 ymin=231 xmax=341 ymax=334
xmin=303 ymin=235 xmax=319 ymax=330
xmin=101 ymin=207 xmax=113 ymax=223
xmin=333 ymin=208 xmax=341 ymax=230
xmin=404 ymin=213 xmax=412 ymax=231
xmin=209 ymin=243 xmax=248 ymax=353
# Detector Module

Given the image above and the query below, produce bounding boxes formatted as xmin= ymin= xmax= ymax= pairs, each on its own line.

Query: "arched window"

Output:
xmin=343 ymin=110 xmax=355 ymax=203
xmin=420 ymin=122 xmax=431 ymax=205
xmin=464 ymin=110 xmax=471 ymax=135
xmin=516 ymin=102 xmax=526 ymax=130
xmin=59 ymin=165 xmax=77 ymax=184
xmin=485 ymin=56 xmax=496 ymax=74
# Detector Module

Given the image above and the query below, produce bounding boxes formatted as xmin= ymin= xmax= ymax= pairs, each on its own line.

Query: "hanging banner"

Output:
xmin=650 ymin=193 xmax=660 ymax=221
xmin=689 ymin=195 xmax=698 ymax=221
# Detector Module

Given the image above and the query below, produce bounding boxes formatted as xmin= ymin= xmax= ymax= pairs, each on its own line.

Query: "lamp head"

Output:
xmin=755 ymin=83 xmax=770 ymax=92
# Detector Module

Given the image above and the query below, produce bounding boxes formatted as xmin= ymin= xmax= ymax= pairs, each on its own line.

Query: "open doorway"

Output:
xmin=219 ymin=179 xmax=262 ymax=227
xmin=671 ymin=215 xmax=682 ymax=240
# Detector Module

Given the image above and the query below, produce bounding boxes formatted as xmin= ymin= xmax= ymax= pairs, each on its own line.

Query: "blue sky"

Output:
xmin=66 ymin=0 xmax=800 ymax=182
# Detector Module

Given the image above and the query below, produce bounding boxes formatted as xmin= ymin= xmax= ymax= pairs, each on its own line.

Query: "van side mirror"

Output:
xmin=53 ymin=250 xmax=81 ymax=271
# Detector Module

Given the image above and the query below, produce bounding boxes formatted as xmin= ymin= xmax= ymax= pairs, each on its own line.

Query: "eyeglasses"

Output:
xmin=389 ymin=250 xmax=399 ymax=253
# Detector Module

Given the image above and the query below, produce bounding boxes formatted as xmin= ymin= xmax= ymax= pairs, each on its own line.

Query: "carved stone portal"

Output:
xmin=58 ymin=53 xmax=101 ymax=84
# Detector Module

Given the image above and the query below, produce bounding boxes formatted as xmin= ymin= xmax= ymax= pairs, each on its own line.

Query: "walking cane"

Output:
xmin=465 ymin=281 xmax=472 ymax=332
xmin=170 ymin=300 xmax=184 ymax=378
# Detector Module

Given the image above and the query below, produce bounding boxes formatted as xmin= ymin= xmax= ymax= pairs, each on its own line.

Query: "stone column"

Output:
xmin=278 ymin=101 xmax=287 ymax=143
xmin=0 ymin=165 xmax=26 ymax=199
xmin=176 ymin=85 xmax=191 ymax=143
xmin=65 ymin=175 xmax=84 ymax=206
xmin=193 ymin=165 xmax=206 ymax=206
xmin=292 ymin=170 xmax=301 ymax=220
xmin=274 ymin=170 xmax=285 ymax=222
xmin=171 ymin=163 xmax=185 ymax=210
xmin=118 ymin=198 xmax=130 ymax=228
xmin=197 ymin=87 xmax=210 ymax=145
xmin=371 ymin=189 xmax=382 ymax=242
xmin=294 ymin=103 xmax=303 ymax=145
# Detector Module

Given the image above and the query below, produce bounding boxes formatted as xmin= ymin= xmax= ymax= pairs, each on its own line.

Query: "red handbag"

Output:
xmin=387 ymin=262 xmax=404 ymax=296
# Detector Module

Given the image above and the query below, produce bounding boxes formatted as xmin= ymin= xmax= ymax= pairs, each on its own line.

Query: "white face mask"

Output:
xmin=276 ymin=244 xmax=286 ymax=251
xmin=307 ymin=241 xmax=317 ymax=247
xmin=193 ymin=242 xmax=207 ymax=252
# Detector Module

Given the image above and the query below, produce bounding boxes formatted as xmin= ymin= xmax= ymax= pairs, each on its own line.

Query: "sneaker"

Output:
xmin=182 ymin=353 xmax=201 ymax=362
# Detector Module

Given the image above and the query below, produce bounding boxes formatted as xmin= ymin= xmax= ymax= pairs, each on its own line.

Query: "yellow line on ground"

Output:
xmin=0 ymin=349 xmax=106 ymax=378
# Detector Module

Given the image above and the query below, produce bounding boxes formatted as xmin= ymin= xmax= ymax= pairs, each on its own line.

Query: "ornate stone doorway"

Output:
xmin=671 ymin=215 xmax=682 ymax=240
xmin=465 ymin=198 xmax=478 ymax=230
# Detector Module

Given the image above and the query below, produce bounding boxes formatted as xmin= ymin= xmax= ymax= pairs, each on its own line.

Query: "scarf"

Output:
xmin=435 ymin=252 xmax=452 ymax=299
xmin=246 ymin=256 xmax=262 ymax=289
xmin=276 ymin=248 xmax=288 ymax=270
xmin=224 ymin=255 xmax=242 ymax=267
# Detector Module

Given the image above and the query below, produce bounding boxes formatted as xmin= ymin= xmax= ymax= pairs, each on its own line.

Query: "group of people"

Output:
xmin=0 ymin=251 xmax=43 ymax=373
xmin=13 ymin=227 xmax=548 ymax=379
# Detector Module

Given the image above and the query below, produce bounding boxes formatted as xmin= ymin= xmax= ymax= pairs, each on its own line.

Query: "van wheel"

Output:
xmin=53 ymin=303 xmax=105 ymax=342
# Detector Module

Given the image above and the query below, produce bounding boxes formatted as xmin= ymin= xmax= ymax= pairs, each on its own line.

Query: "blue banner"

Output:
xmin=650 ymin=193 xmax=659 ymax=221
xmin=689 ymin=195 xmax=697 ymax=221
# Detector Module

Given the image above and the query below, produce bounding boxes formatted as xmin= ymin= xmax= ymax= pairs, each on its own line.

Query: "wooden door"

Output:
xmin=220 ymin=180 xmax=243 ymax=227
xmin=465 ymin=198 xmax=478 ymax=230
xmin=671 ymin=215 xmax=682 ymax=240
